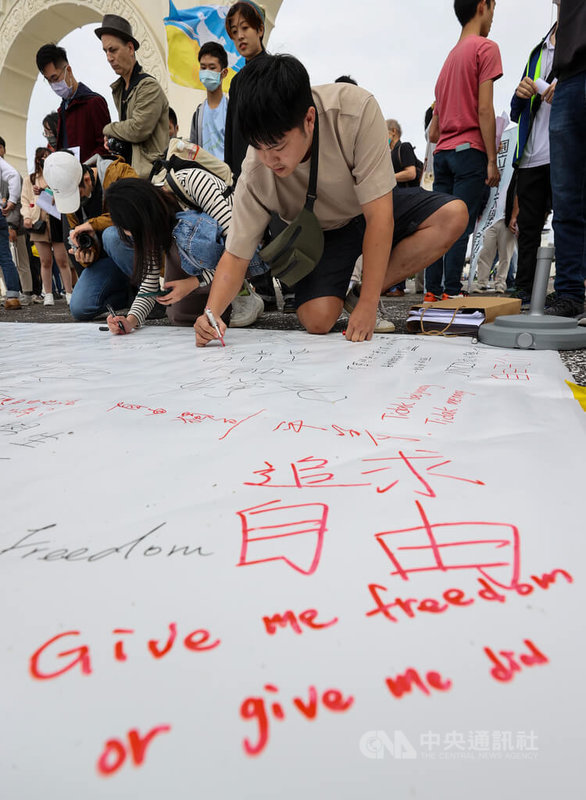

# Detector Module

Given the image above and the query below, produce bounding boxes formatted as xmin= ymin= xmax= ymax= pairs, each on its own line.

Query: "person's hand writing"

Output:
xmin=106 ymin=313 xmax=135 ymax=335
xmin=194 ymin=311 xmax=226 ymax=347
xmin=156 ymin=277 xmax=199 ymax=306
xmin=516 ymin=77 xmax=538 ymax=100
xmin=345 ymin=300 xmax=377 ymax=342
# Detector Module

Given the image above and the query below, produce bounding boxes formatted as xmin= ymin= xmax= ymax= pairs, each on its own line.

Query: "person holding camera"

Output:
xmin=42 ymin=150 xmax=138 ymax=321
xmin=21 ymin=147 xmax=73 ymax=307
xmin=96 ymin=14 xmax=169 ymax=179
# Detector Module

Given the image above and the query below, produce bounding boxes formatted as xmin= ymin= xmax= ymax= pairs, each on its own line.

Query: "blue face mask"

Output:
xmin=199 ymin=69 xmax=223 ymax=91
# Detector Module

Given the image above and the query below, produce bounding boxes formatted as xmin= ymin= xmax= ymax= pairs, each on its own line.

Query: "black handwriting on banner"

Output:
xmin=0 ymin=524 xmax=213 ymax=564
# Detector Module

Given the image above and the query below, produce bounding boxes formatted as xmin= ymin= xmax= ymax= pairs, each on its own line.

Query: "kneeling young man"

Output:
xmin=195 ymin=55 xmax=467 ymax=345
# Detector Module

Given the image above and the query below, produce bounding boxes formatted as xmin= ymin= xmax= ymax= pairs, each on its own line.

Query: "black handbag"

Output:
xmin=32 ymin=219 xmax=47 ymax=234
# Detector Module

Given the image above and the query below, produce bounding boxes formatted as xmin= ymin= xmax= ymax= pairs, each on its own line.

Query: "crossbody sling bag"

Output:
xmin=259 ymin=108 xmax=324 ymax=286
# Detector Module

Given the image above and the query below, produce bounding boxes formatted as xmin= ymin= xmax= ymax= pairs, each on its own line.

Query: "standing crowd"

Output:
xmin=0 ymin=0 xmax=584 ymax=342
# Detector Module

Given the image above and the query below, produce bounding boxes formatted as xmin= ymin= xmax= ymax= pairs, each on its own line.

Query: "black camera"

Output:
xmin=106 ymin=137 xmax=127 ymax=156
xmin=68 ymin=231 xmax=94 ymax=252
xmin=77 ymin=232 xmax=94 ymax=250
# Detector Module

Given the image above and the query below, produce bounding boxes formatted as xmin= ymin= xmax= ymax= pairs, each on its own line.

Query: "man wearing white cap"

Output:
xmin=96 ymin=14 xmax=169 ymax=179
xmin=43 ymin=150 xmax=137 ymax=320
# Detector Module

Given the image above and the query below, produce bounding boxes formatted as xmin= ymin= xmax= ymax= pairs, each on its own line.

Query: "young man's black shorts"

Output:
xmin=294 ymin=187 xmax=454 ymax=307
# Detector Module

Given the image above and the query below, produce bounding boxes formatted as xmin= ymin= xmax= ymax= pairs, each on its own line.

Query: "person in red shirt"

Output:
xmin=35 ymin=44 xmax=111 ymax=162
xmin=425 ymin=0 xmax=502 ymax=300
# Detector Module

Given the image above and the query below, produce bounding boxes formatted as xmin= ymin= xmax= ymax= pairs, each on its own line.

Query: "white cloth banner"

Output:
xmin=468 ymin=123 xmax=518 ymax=284
xmin=1 ymin=323 xmax=584 ymax=798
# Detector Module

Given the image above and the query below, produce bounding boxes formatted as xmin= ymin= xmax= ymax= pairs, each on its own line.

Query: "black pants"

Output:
xmin=514 ymin=165 xmax=552 ymax=294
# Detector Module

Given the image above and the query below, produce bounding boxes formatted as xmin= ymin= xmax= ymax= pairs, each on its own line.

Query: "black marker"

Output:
xmin=106 ymin=303 xmax=126 ymax=334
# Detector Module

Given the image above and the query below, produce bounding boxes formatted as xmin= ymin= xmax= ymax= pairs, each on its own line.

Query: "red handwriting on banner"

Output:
xmin=491 ymin=358 xmax=532 ymax=381
xmin=361 ymin=451 xmax=484 ymax=496
xmin=107 ymin=402 xmax=264 ymax=439
xmin=240 ymin=684 xmax=354 ymax=756
xmin=29 ymin=624 xmax=221 ymax=680
xmin=484 ymin=640 xmax=548 ymax=682
xmin=273 ymin=420 xmax=421 ymax=447
xmin=373 ymin=500 xmax=521 ymax=588
xmin=236 ymin=500 xmax=328 ymax=575
xmin=385 ymin=667 xmax=452 ymax=699
xmin=0 ymin=393 xmax=78 ymax=418
xmin=365 ymin=569 xmax=573 ymax=624
xmin=381 ymin=385 xmax=446 ymax=420
xmin=107 ymin=401 xmax=167 ymax=416
xmin=245 ymin=456 xmax=370 ymax=489
xmin=262 ymin=608 xmax=339 ymax=635
xmin=245 ymin=453 xmax=483 ymax=497
xmin=97 ymin=725 xmax=171 ymax=776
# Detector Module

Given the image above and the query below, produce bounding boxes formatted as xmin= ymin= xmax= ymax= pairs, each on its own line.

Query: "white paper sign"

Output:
xmin=1 ymin=324 xmax=584 ymax=799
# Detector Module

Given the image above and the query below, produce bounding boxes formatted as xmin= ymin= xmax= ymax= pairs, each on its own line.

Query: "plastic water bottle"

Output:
xmin=175 ymin=140 xmax=200 ymax=161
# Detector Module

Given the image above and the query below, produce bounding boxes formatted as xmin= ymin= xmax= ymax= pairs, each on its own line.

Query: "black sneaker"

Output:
xmin=509 ymin=288 xmax=532 ymax=309
xmin=543 ymin=296 xmax=585 ymax=318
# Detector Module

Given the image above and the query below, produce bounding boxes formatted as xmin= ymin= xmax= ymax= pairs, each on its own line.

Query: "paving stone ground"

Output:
xmin=3 ymin=288 xmax=586 ymax=385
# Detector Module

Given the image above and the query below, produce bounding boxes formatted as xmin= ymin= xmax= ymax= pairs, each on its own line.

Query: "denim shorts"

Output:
xmin=294 ymin=186 xmax=454 ymax=307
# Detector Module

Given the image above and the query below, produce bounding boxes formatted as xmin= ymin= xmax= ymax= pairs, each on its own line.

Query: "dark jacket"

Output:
xmin=224 ymin=50 xmax=270 ymax=184
xmin=510 ymin=25 xmax=556 ymax=168
xmin=57 ymin=83 xmax=111 ymax=162
xmin=553 ymin=0 xmax=586 ymax=82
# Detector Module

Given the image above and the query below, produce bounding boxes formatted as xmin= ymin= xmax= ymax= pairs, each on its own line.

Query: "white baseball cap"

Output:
xmin=43 ymin=151 xmax=84 ymax=214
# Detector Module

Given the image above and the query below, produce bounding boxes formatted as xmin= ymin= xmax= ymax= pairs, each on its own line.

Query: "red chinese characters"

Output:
xmin=236 ymin=499 xmax=328 ymax=575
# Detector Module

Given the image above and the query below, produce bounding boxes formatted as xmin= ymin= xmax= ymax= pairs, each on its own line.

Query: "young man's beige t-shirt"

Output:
xmin=225 ymin=83 xmax=396 ymax=261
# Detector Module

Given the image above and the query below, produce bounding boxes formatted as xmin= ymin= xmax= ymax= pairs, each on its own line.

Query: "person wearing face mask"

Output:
xmin=42 ymin=113 xmax=59 ymax=153
xmin=189 ymin=42 xmax=229 ymax=160
xmin=35 ymin=44 xmax=111 ymax=162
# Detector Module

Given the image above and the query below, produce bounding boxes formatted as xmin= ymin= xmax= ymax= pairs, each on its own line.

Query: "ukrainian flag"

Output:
xmin=164 ymin=2 xmax=244 ymax=90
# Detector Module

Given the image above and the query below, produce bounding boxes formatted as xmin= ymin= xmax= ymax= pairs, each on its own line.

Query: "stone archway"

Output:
xmin=0 ymin=0 xmax=283 ymax=175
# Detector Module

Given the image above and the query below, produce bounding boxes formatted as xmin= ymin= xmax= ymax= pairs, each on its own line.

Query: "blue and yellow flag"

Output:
xmin=164 ymin=2 xmax=244 ymax=91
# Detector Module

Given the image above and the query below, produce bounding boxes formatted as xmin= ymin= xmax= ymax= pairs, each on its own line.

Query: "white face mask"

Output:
xmin=50 ymin=68 xmax=73 ymax=100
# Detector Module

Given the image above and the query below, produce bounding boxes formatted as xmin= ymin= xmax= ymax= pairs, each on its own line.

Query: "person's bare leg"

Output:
xmin=382 ymin=200 xmax=468 ymax=291
xmin=297 ymin=296 xmax=344 ymax=334
xmin=37 ymin=242 xmax=53 ymax=293
xmin=52 ymin=242 xmax=73 ymax=293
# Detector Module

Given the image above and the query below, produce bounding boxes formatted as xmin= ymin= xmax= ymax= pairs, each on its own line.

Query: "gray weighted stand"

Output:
xmin=478 ymin=246 xmax=586 ymax=350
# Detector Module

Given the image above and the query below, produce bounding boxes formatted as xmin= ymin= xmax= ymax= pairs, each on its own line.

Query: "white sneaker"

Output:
xmin=43 ymin=292 xmax=55 ymax=306
xmin=229 ymin=283 xmax=264 ymax=327
xmin=471 ymin=282 xmax=488 ymax=294
xmin=18 ymin=292 xmax=31 ymax=306
xmin=65 ymin=292 xmax=72 ymax=305
xmin=344 ymin=285 xmax=396 ymax=333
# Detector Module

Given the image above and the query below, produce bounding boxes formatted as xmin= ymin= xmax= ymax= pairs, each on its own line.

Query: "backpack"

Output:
xmin=149 ymin=138 xmax=233 ymax=210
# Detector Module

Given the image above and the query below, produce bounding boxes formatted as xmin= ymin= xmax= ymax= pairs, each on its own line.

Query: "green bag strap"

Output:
xmin=305 ymin=105 xmax=319 ymax=212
